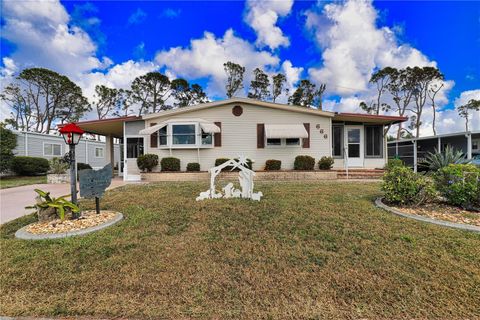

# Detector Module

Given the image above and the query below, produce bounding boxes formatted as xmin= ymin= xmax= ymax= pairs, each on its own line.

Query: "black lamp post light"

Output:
xmin=59 ymin=123 xmax=84 ymax=218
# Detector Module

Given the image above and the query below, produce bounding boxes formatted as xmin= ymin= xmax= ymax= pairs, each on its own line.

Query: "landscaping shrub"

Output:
xmin=137 ymin=154 xmax=159 ymax=172
xmin=434 ymin=164 xmax=480 ymax=210
xmin=318 ymin=156 xmax=334 ymax=170
xmin=11 ymin=156 xmax=49 ymax=176
xmin=382 ymin=166 xmax=436 ymax=206
xmin=385 ymin=158 xmax=404 ymax=170
xmin=294 ymin=155 xmax=315 ymax=170
xmin=187 ymin=162 xmax=200 ymax=172
xmin=161 ymin=157 xmax=180 ymax=171
xmin=77 ymin=163 xmax=92 ymax=171
xmin=215 ymin=157 xmax=253 ymax=171
xmin=265 ymin=159 xmax=281 ymax=171
xmin=0 ymin=124 xmax=17 ymax=173
xmin=49 ymin=157 xmax=68 ymax=174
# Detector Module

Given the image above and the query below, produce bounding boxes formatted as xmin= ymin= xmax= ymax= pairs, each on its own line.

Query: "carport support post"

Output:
xmin=467 ymin=133 xmax=472 ymax=160
xmin=413 ymin=140 xmax=418 ymax=173
xmin=105 ymin=135 xmax=115 ymax=174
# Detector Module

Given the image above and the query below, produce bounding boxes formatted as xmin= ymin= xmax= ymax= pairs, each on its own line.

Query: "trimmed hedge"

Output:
xmin=265 ymin=159 xmax=281 ymax=171
xmin=186 ymin=162 xmax=200 ymax=172
xmin=318 ymin=156 xmax=334 ymax=170
xmin=215 ymin=158 xmax=253 ymax=171
xmin=385 ymin=158 xmax=404 ymax=171
xmin=77 ymin=163 xmax=92 ymax=171
xmin=294 ymin=155 xmax=315 ymax=170
xmin=137 ymin=154 xmax=159 ymax=172
xmin=161 ymin=157 xmax=180 ymax=171
xmin=11 ymin=156 xmax=49 ymax=176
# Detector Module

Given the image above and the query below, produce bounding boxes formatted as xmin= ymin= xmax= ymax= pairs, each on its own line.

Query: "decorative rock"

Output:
xmin=47 ymin=173 xmax=70 ymax=184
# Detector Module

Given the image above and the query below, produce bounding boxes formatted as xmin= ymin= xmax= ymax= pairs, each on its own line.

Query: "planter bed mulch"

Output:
xmin=390 ymin=202 xmax=480 ymax=227
xmin=25 ymin=210 xmax=118 ymax=234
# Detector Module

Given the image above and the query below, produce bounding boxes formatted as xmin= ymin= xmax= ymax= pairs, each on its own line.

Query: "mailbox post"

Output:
xmin=59 ymin=123 xmax=84 ymax=218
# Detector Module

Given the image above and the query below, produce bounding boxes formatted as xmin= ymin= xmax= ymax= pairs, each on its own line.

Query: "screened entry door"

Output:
xmin=345 ymin=126 xmax=364 ymax=167
xmin=124 ymin=137 xmax=144 ymax=181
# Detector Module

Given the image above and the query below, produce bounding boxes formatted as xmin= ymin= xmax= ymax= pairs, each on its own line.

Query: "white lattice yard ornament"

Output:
xmin=196 ymin=156 xmax=263 ymax=201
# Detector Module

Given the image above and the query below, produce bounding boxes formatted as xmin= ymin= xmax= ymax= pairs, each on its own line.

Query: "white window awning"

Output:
xmin=265 ymin=124 xmax=308 ymax=139
xmin=139 ymin=122 xmax=168 ymax=135
xmin=199 ymin=122 xmax=221 ymax=133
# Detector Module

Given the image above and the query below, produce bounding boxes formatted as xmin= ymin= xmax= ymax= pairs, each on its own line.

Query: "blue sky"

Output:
xmin=1 ymin=0 xmax=479 ymax=134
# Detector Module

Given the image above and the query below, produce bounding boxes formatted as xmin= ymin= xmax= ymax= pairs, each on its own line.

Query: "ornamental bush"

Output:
xmin=137 ymin=154 xmax=159 ymax=172
xmin=385 ymin=158 xmax=404 ymax=171
xmin=11 ymin=156 xmax=49 ymax=176
xmin=77 ymin=163 xmax=92 ymax=171
xmin=0 ymin=124 xmax=17 ymax=173
xmin=318 ymin=156 xmax=334 ymax=170
xmin=265 ymin=159 xmax=281 ymax=171
xmin=434 ymin=164 xmax=480 ymax=210
xmin=161 ymin=157 xmax=180 ymax=171
xmin=215 ymin=158 xmax=253 ymax=171
xmin=382 ymin=166 xmax=436 ymax=206
xmin=186 ymin=162 xmax=200 ymax=172
xmin=294 ymin=155 xmax=315 ymax=170
xmin=49 ymin=157 xmax=69 ymax=174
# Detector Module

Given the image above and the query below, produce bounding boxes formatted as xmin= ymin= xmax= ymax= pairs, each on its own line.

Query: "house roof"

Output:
xmin=142 ymin=97 xmax=336 ymax=120
xmin=58 ymin=116 xmax=139 ymax=138
xmin=334 ymin=113 xmax=408 ymax=125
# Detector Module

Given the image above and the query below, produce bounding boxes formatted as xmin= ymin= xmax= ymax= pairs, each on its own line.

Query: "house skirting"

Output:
xmin=142 ymin=170 xmax=338 ymax=182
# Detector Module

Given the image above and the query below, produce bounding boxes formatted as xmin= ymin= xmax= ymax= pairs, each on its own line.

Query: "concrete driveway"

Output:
xmin=0 ymin=178 xmax=127 ymax=224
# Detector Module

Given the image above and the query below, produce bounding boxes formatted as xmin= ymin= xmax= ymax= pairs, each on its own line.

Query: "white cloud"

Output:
xmin=1 ymin=0 xmax=111 ymax=78
xmin=305 ymin=0 xmax=434 ymax=95
xmin=244 ymin=0 xmax=293 ymax=50
xmin=155 ymin=29 xmax=279 ymax=96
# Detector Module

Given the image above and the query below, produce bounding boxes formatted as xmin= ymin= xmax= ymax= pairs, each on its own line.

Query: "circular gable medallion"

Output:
xmin=232 ymin=105 xmax=243 ymax=116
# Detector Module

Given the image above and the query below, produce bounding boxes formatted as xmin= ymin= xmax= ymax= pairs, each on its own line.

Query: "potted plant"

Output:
xmin=47 ymin=157 xmax=70 ymax=184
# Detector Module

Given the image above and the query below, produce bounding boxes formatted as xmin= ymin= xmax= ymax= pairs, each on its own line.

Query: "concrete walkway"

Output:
xmin=0 ymin=178 xmax=127 ymax=224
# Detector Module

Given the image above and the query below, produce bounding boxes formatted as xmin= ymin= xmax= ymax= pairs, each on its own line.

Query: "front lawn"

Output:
xmin=1 ymin=181 xmax=479 ymax=319
xmin=0 ymin=175 xmax=47 ymax=189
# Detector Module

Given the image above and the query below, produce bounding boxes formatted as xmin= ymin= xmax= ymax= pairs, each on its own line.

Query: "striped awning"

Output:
xmin=199 ymin=122 xmax=221 ymax=133
xmin=264 ymin=124 xmax=308 ymax=139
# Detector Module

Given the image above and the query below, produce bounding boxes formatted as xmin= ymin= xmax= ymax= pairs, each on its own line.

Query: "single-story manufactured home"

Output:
xmin=12 ymin=130 xmax=121 ymax=170
xmin=70 ymin=98 xmax=407 ymax=181
xmin=388 ymin=131 xmax=480 ymax=171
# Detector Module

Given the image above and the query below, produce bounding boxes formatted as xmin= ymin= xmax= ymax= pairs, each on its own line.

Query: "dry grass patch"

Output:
xmin=1 ymin=181 xmax=479 ymax=319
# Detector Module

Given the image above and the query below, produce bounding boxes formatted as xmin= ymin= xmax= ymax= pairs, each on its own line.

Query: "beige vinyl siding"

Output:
xmin=143 ymin=102 xmax=332 ymax=171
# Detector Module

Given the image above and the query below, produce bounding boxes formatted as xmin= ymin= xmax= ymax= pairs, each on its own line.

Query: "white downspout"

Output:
xmin=466 ymin=133 xmax=472 ymax=160
xmin=437 ymin=137 xmax=441 ymax=152
xmin=123 ymin=122 xmax=127 ymax=181
xmin=24 ymin=131 xmax=28 ymax=156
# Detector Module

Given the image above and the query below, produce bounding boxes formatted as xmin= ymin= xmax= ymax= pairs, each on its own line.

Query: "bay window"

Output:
xmin=201 ymin=130 xmax=213 ymax=145
xmin=172 ymin=124 xmax=196 ymax=145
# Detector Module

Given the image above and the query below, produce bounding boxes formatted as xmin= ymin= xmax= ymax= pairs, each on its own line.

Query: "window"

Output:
xmin=267 ymin=138 xmax=281 ymax=146
xmin=332 ymin=125 xmax=343 ymax=157
xmin=285 ymin=138 xmax=300 ymax=146
xmin=44 ymin=143 xmax=62 ymax=156
xmin=159 ymin=126 xmax=167 ymax=146
xmin=172 ymin=124 xmax=196 ymax=145
xmin=95 ymin=147 xmax=104 ymax=158
xmin=472 ymin=139 xmax=479 ymax=151
xmin=126 ymin=138 xmax=144 ymax=158
xmin=201 ymin=130 xmax=212 ymax=145
xmin=365 ymin=126 xmax=383 ymax=157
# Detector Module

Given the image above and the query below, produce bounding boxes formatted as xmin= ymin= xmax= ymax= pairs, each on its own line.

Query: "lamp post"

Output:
xmin=59 ymin=123 xmax=84 ymax=218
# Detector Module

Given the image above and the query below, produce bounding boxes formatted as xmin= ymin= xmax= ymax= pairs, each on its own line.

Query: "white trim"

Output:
xmin=42 ymin=142 xmax=62 ymax=157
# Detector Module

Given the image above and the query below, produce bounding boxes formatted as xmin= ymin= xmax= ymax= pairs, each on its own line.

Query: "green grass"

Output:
xmin=1 ymin=181 xmax=479 ymax=319
xmin=0 ymin=175 xmax=47 ymax=189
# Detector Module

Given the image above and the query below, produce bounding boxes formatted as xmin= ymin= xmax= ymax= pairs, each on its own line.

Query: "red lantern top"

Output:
xmin=59 ymin=123 xmax=84 ymax=145
xmin=59 ymin=123 xmax=84 ymax=135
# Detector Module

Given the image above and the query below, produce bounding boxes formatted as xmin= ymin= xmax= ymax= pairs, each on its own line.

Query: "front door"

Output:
xmin=345 ymin=126 xmax=364 ymax=167
xmin=124 ymin=137 xmax=144 ymax=181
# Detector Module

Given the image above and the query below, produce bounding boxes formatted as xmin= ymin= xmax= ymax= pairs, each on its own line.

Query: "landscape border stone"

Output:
xmin=15 ymin=212 xmax=124 ymax=240
xmin=375 ymin=197 xmax=480 ymax=233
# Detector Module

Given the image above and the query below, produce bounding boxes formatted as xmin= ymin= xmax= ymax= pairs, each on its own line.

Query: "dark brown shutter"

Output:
xmin=214 ymin=122 xmax=222 ymax=147
xmin=150 ymin=123 xmax=158 ymax=148
xmin=302 ymin=123 xmax=310 ymax=148
xmin=257 ymin=123 xmax=265 ymax=148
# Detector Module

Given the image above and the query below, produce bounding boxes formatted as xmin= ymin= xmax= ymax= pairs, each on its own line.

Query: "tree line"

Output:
xmin=1 ymin=63 xmax=477 ymax=136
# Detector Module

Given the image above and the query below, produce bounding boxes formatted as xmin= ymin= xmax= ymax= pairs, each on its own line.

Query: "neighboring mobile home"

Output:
xmin=70 ymin=98 xmax=407 ymax=181
xmin=12 ymin=130 xmax=121 ymax=170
